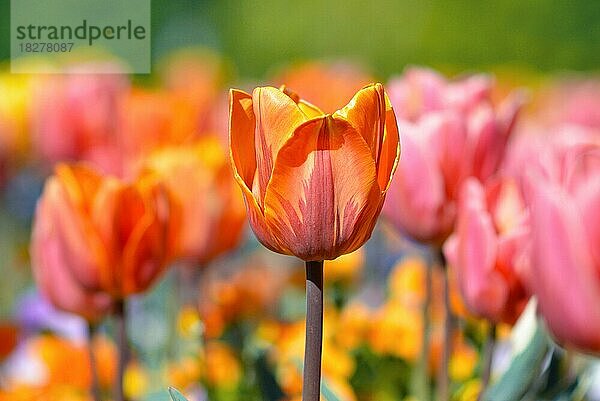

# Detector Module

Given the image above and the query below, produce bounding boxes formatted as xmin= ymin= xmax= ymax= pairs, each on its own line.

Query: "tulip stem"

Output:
xmin=114 ymin=300 xmax=129 ymax=401
xmin=302 ymin=260 xmax=324 ymax=401
xmin=87 ymin=322 xmax=102 ymax=401
xmin=416 ymin=261 xmax=433 ymax=401
xmin=437 ymin=250 xmax=452 ymax=401
xmin=478 ymin=323 xmax=497 ymax=401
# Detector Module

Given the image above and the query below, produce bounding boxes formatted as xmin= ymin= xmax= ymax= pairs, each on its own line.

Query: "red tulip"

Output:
xmin=229 ymin=84 xmax=400 ymax=261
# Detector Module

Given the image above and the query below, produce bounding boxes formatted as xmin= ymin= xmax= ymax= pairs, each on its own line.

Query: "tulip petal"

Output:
xmin=527 ymin=178 xmax=600 ymax=351
xmin=49 ymin=167 xmax=109 ymax=290
xmin=577 ymin=177 xmax=600 ymax=271
xmin=229 ymin=89 xmax=257 ymax=191
xmin=334 ymin=84 xmax=400 ymax=192
xmin=379 ymin=96 xmax=401 ymax=192
xmin=264 ymin=116 xmax=380 ymax=261
xmin=454 ymin=179 xmax=507 ymax=321
xmin=384 ymin=123 xmax=450 ymax=241
xmin=31 ymin=197 xmax=112 ymax=321
xmin=120 ymin=185 xmax=168 ymax=296
xmin=334 ymin=84 xmax=385 ymax=163
xmin=252 ymin=86 xmax=308 ymax=205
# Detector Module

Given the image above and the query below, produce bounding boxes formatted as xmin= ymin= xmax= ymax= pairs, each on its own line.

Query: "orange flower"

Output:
xmin=274 ymin=61 xmax=373 ymax=113
xmin=141 ymin=136 xmax=246 ymax=264
xmin=229 ymin=84 xmax=400 ymax=261
xmin=119 ymin=88 xmax=198 ymax=177
xmin=31 ymin=163 xmax=172 ymax=300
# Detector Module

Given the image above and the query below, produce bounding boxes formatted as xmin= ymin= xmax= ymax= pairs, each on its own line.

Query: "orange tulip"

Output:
xmin=141 ymin=136 xmax=246 ymax=264
xmin=31 ymin=163 xmax=172 ymax=300
xmin=229 ymin=84 xmax=400 ymax=261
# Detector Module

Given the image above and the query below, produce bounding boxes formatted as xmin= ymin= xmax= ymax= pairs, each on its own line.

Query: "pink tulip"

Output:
xmin=524 ymin=135 xmax=600 ymax=353
xmin=536 ymin=79 xmax=600 ymax=130
xmin=384 ymin=67 xmax=523 ymax=243
xmin=31 ymin=189 xmax=112 ymax=321
xmin=31 ymin=65 xmax=129 ymax=175
xmin=444 ymin=177 xmax=529 ymax=324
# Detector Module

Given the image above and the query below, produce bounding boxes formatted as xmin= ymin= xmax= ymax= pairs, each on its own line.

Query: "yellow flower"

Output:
xmin=455 ymin=379 xmax=482 ymax=401
xmin=368 ymin=301 xmax=423 ymax=361
xmin=388 ymin=256 xmax=428 ymax=307
xmin=325 ymin=249 xmax=365 ymax=283
xmin=177 ymin=306 xmax=202 ymax=339
xmin=124 ymin=362 xmax=149 ymax=400
xmin=450 ymin=341 xmax=478 ymax=381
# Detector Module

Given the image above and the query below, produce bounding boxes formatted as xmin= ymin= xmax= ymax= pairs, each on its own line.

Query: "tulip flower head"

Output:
xmin=229 ymin=84 xmax=400 ymax=261
xmin=31 ymin=69 xmax=129 ymax=174
xmin=444 ymin=177 xmax=530 ymax=324
xmin=384 ymin=68 xmax=523 ymax=243
xmin=141 ymin=136 xmax=246 ymax=264
xmin=524 ymin=136 xmax=600 ymax=353
xmin=31 ymin=164 xmax=172 ymax=304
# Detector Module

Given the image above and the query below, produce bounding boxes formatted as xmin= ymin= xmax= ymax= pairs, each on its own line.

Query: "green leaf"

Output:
xmin=482 ymin=322 xmax=549 ymax=401
xmin=167 ymin=387 xmax=189 ymax=401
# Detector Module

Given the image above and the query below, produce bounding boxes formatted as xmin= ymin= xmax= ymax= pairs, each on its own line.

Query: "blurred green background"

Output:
xmin=1 ymin=0 xmax=599 ymax=78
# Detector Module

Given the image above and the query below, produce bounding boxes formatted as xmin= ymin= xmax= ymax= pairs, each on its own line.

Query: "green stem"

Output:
xmin=302 ymin=261 xmax=324 ymax=401
xmin=478 ymin=323 xmax=497 ymax=401
xmin=437 ymin=250 xmax=452 ymax=401
xmin=114 ymin=300 xmax=129 ymax=401
xmin=416 ymin=261 xmax=433 ymax=401
xmin=87 ymin=322 xmax=102 ymax=401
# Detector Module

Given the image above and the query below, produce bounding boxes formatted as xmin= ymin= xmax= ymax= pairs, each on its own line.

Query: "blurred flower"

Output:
xmin=229 ymin=84 xmax=400 ymax=261
xmin=384 ymin=67 xmax=523 ymax=243
xmin=1 ymin=333 xmax=116 ymax=395
xmin=368 ymin=300 xmax=423 ymax=361
xmin=449 ymin=336 xmax=478 ymax=382
xmin=177 ymin=306 xmax=203 ymax=339
xmin=0 ymin=73 xmax=33 ymax=181
xmin=119 ymin=88 xmax=198 ymax=177
xmin=31 ymin=163 xmax=173 ymax=303
xmin=141 ymin=136 xmax=246 ymax=264
xmin=203 ymin=341 xmax=241 ymax=388
xmin=324 ymin=249 xmax=365 ymax=283
xmin=269 ymin=313 xmax=355 ymax=398
xmin=523 ymin=136 xmax=600 ymax=353
xmin=166 ymin=356 xmax=202 ymax=392
xmin=124 ymin=361 xmax=150 ymax=400
xmin=159 ymin=48 xmax=229 ymax=137
xmin=454 ymin=379 xmax=482 ymax=401
xmin=31 ymin=68 xmax=129 ymax=174
xmin=31 ymin=188 xmax=113 ymax=321
xmin=444 ymin=177 xmax=530 ymax=324
xmin=274 ymin=61 xmax=373 ymax=113
xmin=336 ymin=302 xmax=371 ymax=350
xmin=535 ymin=78 xmax=600 ymax=130
xmin=199 ymin=263 xmax=289 ymax=338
